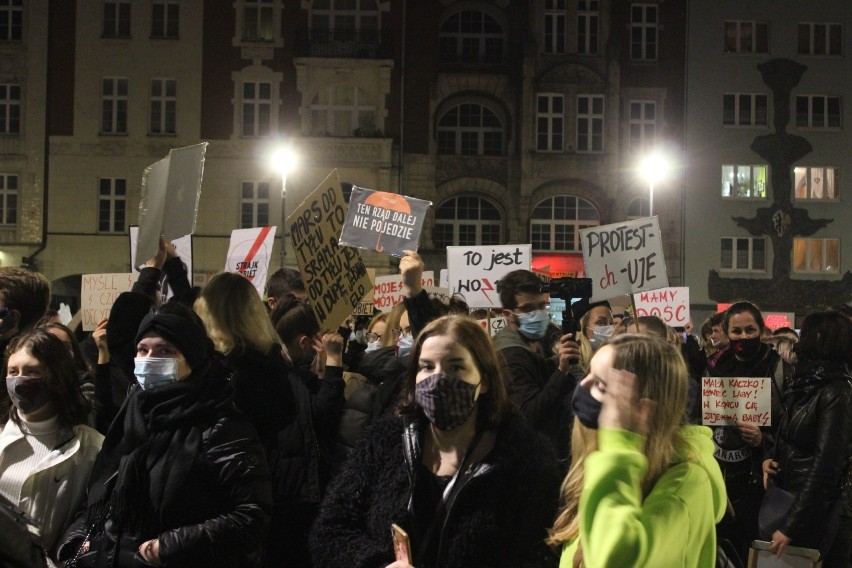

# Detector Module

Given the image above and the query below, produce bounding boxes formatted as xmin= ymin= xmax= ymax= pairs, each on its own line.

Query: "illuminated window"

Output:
xmin=793 ymin=238 xmax=839 ymax=273
xmin=721 ymin=165 xmax=767 ymax=198
xmin=794 ymin=167 xmax=838 ymax=200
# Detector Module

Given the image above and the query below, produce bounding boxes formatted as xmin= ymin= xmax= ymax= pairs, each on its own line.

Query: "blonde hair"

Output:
xmin=575 ymin=310 xmax=597 ymax=372
xmin=548 ymin=334 xmax=689 ymax=552
xmin=380 ymin=303 xmax=407 ymax=347
xmin=194 ymin=272 xmax=281 ymax=356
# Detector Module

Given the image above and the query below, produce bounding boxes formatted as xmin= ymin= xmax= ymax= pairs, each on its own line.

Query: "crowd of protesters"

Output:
xmin=0 ymin=240 xmax=850 ymax=568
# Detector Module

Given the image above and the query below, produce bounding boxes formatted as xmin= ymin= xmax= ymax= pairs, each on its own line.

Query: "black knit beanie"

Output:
xmin=134 ymin=303 xmax=211 ymax=372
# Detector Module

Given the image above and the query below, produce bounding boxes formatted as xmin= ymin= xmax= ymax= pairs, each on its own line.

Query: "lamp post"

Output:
xmin=269 ymin=145 xmax=299 ymax=268
xmin=639 ymin=152 xmax=670 ymax=217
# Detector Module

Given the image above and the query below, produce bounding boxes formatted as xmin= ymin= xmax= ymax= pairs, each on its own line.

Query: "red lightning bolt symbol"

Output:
xmin=481 ymin=278 xmax=494 ymax=304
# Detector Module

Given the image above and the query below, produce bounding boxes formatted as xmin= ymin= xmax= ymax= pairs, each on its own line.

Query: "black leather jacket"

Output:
xmin=772 ymin=362 xmax=852 ymax=545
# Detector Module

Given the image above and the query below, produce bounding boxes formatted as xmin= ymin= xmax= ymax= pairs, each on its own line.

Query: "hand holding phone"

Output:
xmin=391 ymin=523 xmax=412 ymax=564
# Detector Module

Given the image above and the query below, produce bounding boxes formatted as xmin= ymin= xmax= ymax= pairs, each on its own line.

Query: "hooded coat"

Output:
xmin=560 ymin=426 xmax=727 ymax=568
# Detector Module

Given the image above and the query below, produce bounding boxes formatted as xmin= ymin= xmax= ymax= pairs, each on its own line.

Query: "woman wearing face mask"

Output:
xmin=0 ymin=329 xmax=103 ymax=563
xmin=550 ymin=334 xmax=727 ymax=567
xmin=576 ymin=301 xmax=614 ymax=372
xmin=364 ymin=313 xmax=389 ymax=354
xmin=311 ymin=315 xmax=563 ymax=567
xmin=56 ymin=303 xmax=272 ymax=567
xmin=706 ymin=300 xmax=791 ymax=564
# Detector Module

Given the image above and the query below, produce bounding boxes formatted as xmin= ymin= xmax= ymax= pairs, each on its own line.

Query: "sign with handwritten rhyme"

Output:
xmin=701 ymin=377 xmax=771 ymax=427
xmin=288 ymin=170 xmax=373 ymax=330
xmin=580 ymin=217 xmax=668 ymax=302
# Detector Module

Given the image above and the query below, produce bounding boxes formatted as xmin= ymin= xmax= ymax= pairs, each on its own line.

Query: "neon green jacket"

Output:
xmin=560 ymin=426 xmax=726 ymax=568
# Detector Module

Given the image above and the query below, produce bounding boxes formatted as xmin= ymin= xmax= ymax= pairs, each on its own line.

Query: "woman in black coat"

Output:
xmin=310 ymin=315 xmax=562 ymax=568
xmin=763 ymin=310 xmax=852 ymax=562
xmin=57 ymin=303 xmax=272 ymax=567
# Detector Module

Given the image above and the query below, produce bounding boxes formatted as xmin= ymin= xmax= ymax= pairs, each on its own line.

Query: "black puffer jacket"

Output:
xmin=57 ymin=371 xmax=272 ymax=568
xmin=771 ymin=361 xmax=852 ymax=547
xmin=310 ymin=413 xmax=562 ymax=568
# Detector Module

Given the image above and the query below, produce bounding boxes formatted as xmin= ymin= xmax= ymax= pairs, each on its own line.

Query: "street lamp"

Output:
xmin=639 ymin=151 xmax=670 ymax=217
xmin=269 ymin=145 xmax=299 ymax=268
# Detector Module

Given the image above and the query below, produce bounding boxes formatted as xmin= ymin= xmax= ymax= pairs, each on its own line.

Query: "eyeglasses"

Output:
xmin=365 ymin=332 xmax=381 ymax=343
xmin=392 ymin=326 xmax=413 ymax=339
xmin=513 ymin=303 xmax=550 ymax=314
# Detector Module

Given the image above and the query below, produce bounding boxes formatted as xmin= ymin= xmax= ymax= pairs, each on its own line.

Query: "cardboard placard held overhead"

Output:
xmin=288 ymin=170 xmax=373 ymax=330
xmin=137 ymin=142 xmax=207 ymax=263
xmin=81 ymin=273 xmax=138 ymax=331
xmin=225 ymin=227 xmax=278 ymax=295
xmin=446 ymin=245 xmax=531 ymax=308
xmin=632 ymin=286 xmax=691 ymax=326
xmin=580 ymin=216 xmax=668 ymax=302
xmin=338 ymin=186 xmax=432 ymax=258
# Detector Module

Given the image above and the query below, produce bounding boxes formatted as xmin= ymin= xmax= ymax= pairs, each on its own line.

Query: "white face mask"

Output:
xmin=588 ymin=325 xmax=615 ymax=348
xmin=365 ymin=339 xmax=381 ymax=352
xmin=134 ymin=357 xmax=180 ymax=390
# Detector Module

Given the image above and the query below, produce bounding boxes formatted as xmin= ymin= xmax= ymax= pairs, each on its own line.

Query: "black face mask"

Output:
xmin=571 ymin=385 xmax=602 ymax=430
xmin=731 ymin=337 xmax=763 ymax=360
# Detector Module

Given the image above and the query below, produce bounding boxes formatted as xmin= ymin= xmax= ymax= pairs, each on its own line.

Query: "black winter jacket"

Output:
xmin=492 ymin=326 xmax=578 ymax=463
xmin=310 ymin=413 xmax=562 ymax=568
xmin=57 ymin=372 xmax=272 ymax=568
xmin=771 ymin=361 xmax=852 ymax=547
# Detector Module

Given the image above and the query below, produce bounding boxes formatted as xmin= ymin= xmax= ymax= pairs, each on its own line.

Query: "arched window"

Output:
xmin=437 ymin=103 xmax=503 ymax=156
xmin=626 ymin=197 xmax=650 ymax=219
xmin=310 ymin=85 xmax=377 ymax=137
xmin=439 ymin=9 xmax=505 ymax=64
xmin=433 ymin=195 xmax=502 ymax=247
xmin=530 ymin=195 xmax=600 ymax=252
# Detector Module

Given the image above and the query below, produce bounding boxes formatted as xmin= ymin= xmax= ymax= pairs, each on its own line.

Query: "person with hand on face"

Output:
xmin=0 ymin=329 xmax=104 ymax=564
xmin=311 ymin=315 xmax=563 ymax=568
xmin=56 ymin=303 xmax=272 ymax=568
xmin=549 ymin=334 xmax=726 ymax=568
xmin=493 ymin=270 xmax=583 ymax=463
xmin=706 ymin=300 xmax=791 ymax=564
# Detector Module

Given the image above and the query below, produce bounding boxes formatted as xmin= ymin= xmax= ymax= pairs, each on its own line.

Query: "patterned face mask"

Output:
xmin=414 ymin=373 xmax=480 ymax=431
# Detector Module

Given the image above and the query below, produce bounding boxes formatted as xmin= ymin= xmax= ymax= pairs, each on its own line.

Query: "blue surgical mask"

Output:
xmin=134 ymin=357 xmax=180 ymax=390
xmin=517 ymin=309 xmax=550 ymax=340
xmin=588 ymin=325 xmax=615 ymax=348
xmin=396 ymin=334 xmax=414 ymax=359
xmin=365 ymin=339 xmax=381 ymax=353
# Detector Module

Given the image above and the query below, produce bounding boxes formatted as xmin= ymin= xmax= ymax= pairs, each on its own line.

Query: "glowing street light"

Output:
xmin=639 ymin=151 xmax=670 ymax=217
xmin=268 ymin=144 xmax=299 ymax=268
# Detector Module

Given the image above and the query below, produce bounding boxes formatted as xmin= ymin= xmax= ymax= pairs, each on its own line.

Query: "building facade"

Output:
xmin=5 ymin=1 xmax=694 ymax=310
xmin=685 ymin=1 xmax=852 ymax=316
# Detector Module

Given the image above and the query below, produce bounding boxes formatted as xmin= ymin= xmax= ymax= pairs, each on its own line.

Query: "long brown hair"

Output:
xmin=396 ymin=315 xmax=513 ymax=429
xmin=548 ymin=334 xmax=689 ymax=555
xmin=1 ymin=328 xmax=91 ymax=429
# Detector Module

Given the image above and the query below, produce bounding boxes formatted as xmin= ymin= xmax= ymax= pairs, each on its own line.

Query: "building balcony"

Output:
xmin=294 ymin=29 xmax=394 ymax=59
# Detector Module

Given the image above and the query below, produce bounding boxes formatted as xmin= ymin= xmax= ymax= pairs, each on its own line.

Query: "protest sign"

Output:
xmin=373 ymin=271 xmax=435 ymax=312
xmin=580 ymin=217 xmax=668 ymax=302
xmin=81 ymin=273 xmax=138 ymax=331
xmin=447 ymin=245 xmax=531 ymax=308
xmin=701 ymin=377 xmax=771 ymax=428
xmin=632 ymin=286 xmax=690 ymax=327
xmin=338 ymin=186 xmax=432 ymax=258
xmin=476 ymin=316 xmax=507 ymax=337
xmin=289 ymin=170 xmax=372 ymax=330
xmin=137 ymin=142 xmax=207 ymax=262
xmin=129 ymin=226 xmax=193 ymax=303
xmin=224 ymin=227 xmax=278 ymax=295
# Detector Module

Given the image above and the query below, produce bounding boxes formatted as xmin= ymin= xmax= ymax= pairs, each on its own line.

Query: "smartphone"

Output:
xmin=391 ymin=523 xmax=412 ymax=564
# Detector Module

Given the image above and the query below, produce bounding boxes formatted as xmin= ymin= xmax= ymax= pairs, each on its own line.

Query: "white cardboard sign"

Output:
xmin=632 ymin=286 xmax=690 ymax=326
xmin=225 ymin=226 xmax=278 ymax=296
xmin=701 ymin=377 xmax=771 ymax=427
xmin=373 ymin=271 xmax=435 ymax=313
xmin=81 ymin=273 xmax=138 ymax=331
xmin=447 ymin=245 xmax=531 ymax=308
xmin=580 ymin=217 xmax=668 ymax=302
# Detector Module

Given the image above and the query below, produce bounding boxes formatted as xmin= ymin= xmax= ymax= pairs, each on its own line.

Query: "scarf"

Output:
xmin=83 ymin=362 xmax=232 ymax=538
